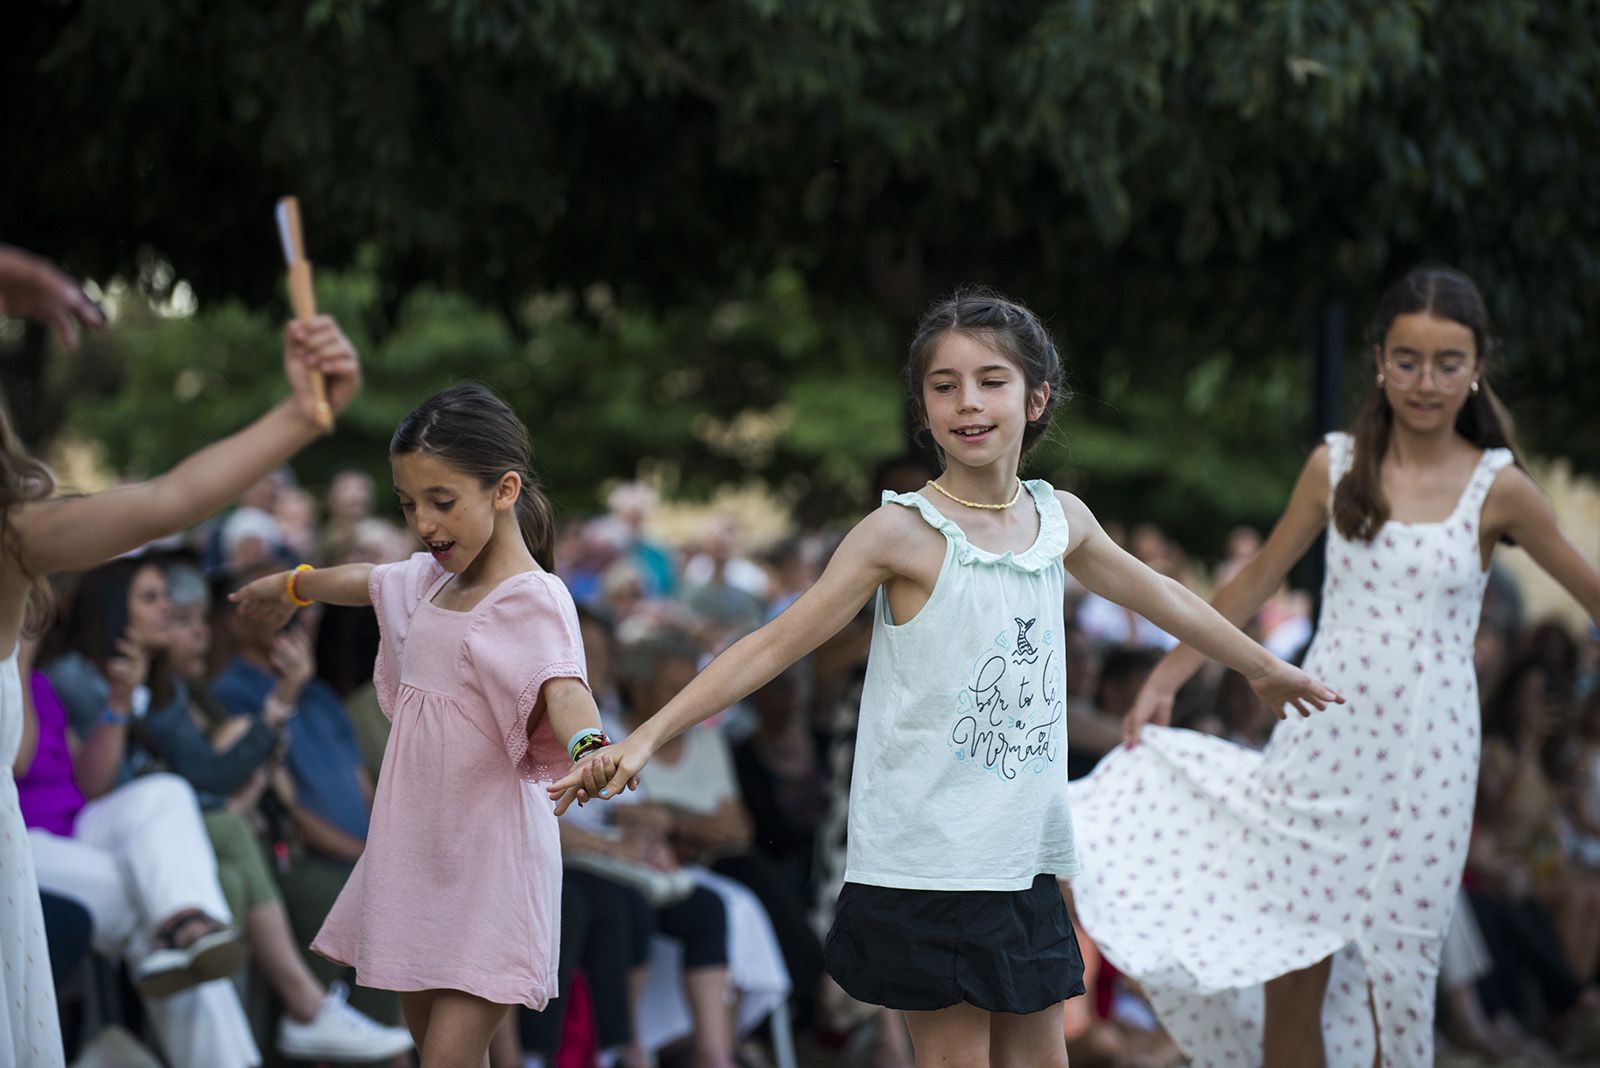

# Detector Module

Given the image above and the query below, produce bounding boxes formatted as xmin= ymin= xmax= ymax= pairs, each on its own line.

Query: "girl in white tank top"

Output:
xmin=554 ymin=288 xmax=1343 ymax=1067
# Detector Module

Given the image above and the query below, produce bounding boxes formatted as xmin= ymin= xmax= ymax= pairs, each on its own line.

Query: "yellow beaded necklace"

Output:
xmin=925 ymin=478 xmax=1024 ymax=510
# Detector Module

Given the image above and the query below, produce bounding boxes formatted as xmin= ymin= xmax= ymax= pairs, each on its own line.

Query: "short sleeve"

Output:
xmin=465 ymin=573 xmax=589 ymax=783
xmin=368 ymin=552 xmax=446 ymax=719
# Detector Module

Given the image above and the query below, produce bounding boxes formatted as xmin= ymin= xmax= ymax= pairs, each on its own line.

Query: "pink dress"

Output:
xmin=312 ymin=553 xmax=584 ymax=1008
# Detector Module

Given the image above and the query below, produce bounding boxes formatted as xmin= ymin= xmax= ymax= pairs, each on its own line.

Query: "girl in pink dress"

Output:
xmin=231 ymin=383 xmax=615 ymax=1067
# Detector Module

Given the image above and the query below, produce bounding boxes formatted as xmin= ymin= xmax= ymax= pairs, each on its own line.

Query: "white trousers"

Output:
xmin=29 ymin=774 xmax=259 ymax=1068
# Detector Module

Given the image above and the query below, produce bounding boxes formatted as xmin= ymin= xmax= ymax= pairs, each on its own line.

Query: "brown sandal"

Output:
xmin=134 ymin=909 xmax=247 ymax=999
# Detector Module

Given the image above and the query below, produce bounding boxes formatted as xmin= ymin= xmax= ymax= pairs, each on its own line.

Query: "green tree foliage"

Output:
xmin=5 ymin=1 xmax=1598 ymax=546
xmin=59 ymin=263 xmax=904 ymax=516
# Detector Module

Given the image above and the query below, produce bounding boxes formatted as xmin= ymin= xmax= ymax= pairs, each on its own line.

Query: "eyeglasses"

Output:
xmin=1383 ymin=357 xmax=1474 ymax=392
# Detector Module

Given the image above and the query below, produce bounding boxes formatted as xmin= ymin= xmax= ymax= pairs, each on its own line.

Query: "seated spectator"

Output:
xmin=732 ymin=666 xmax=827 ymax=902
xmin=682 ymin=515 xmax=768 ymax=601
xmin=165 ymin=562 xmax=412 ymax=1061
xmin=1480 ymin=657 xmax=1600 ymax=982
xmin=563 ymin=517 xmax=629 ymax=607
xmin=1066 ymin=647 xmax=1157 ymax=778
xmin=274 ymin=485 xmax=319 ymax=563
xmin=1075 ymin=590 xmax=1177 ymax=651
xmin=320 ymin=469 xmax=376 ymax=561
xmin=311 ymin=516 xmax=408 ymax=780
xmin=619 ymin=628 xmax=824 ymax=1034
xmin=219 ymin=507 xmax=288 ymax=575
xmin=1469 ymin=657 xmax=1600 ymax=1055
xmin=530 ymin=610 xmax=737 ymax=1068
xmin=760 ymin=535 xmax=815 ymax=622
xmin=1566 ymin=688 xmax=1600 ymax=871
xmin=199 ymin=470 xmax=290 ymax=575
xmin=24 ymin=611 xmax=258 ymax=1068
xmin=607 ymin=481 xmax=678 ymax=598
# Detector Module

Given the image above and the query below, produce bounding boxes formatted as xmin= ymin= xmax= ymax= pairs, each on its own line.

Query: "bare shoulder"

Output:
xmin=1305 ymin=441 xmax=1332 ymax=479
xmin=1052 ymin=488 xmax=1092 ymax=525
xmin=1484 ymin=462 xmax=1540 ymax=505
xmin=1300 ymin=441 xmax=1333 ymax=491
xmin=1053 ymin=490 xmax=1102 ymax=554
xmin=1482 ymin=463 xmax=1547 ymax=536
xmin=851 ymin=499 xmax=943 ymax=553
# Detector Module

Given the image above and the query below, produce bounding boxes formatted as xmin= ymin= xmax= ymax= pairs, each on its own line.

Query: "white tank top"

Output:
xmin=844 ymin=480 xmax=1080 ymax=891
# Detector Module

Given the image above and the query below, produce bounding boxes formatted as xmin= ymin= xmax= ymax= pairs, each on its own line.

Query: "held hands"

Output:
xmin=548 ymin=736 xmax=646 ymax=816
xmin=283 ymin=316 xmax=360 ymax=427
xmin=228 ymin=571 xmax=299 ymax=630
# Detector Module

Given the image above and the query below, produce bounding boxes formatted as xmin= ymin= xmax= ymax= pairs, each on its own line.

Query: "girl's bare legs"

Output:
xmin=990 ymin=1004 xmax=1070 ymax=1068
xmin=244 ymin=899 xmax=325 ymax=1022
xmin=684 ymin=965 xmax=737 ymax=1068
xmin=399 ymin=990 xmax=437 ymax=1055
xmin=488 ymin=1011 xmax=520 ymax=1068
xmin=623 ymin=964 xmax=652 ymax=1068
xmin=1262 ymin=956 xmax=1332 ymax=1068
xmin=875 ymin=1007 xmax=915 ymax=1068
xmin=904 ymin=1002 xmax=989 ymax=1067
xmin=415 ymin=989 xmax=508 ymax=1068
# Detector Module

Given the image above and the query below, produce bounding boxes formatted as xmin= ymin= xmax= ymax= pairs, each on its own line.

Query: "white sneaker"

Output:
xmin=276 ymin=981 xmax=415 ymax=1062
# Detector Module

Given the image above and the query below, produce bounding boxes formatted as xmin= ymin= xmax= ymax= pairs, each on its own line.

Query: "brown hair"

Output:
xmin=905 ymin=287 xmax=1068 ymax=463
xmin=389 ymin=384 xmax=556 ymax=570
xmin=65 ymin=557 xmax=177 ymax=707
xmin=1333 ymin=266 xmax=1523 ymax=542
xmin=0 ymin=396 xmax=58 ymax=635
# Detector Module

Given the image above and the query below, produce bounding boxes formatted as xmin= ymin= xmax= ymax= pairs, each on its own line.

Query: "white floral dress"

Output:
xmin=1068 ymin=433 xmax=1513 ymax=1068
xmin=1 ymin=646 xmax=65 ymax=1066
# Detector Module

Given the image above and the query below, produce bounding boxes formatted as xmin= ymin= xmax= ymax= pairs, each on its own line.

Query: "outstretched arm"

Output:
xmin=1112 ymin=446 xmax=1331 ymax=743
xmin=229 ymin=563 xmax=376 ymax=629
xmin=548 ymin=507 xmax=902 ymax=810
xmin=1059 ymin=486 xmax=1340 ymax=743
xmin=11 ymin=318 xmax=359 ymax=575
xmin=1488 ymin=467 xmax=1600 ymax=623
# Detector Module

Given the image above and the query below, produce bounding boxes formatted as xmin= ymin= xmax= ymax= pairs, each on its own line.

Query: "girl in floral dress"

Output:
xmin=1072 ymin=266 xmax=1600 ymax=1067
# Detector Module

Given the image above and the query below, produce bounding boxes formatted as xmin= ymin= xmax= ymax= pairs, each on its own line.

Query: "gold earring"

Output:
xmin=1470 ymin=380 xmax=1480 ymax=395
xmin=1376 ymin=372 xmax=1385 ymax=386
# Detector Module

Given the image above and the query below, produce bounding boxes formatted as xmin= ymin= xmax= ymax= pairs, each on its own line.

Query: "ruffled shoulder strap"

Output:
xmin=881 ymin=487 xmax=965 ymax=542
xmin=1323 ymin=431 xmax=1355 ymax=482
xmin=880 ymin=481 xmax=1067 ymax=573
xmin=1454 ymin=447 xmax=1517 ymax=523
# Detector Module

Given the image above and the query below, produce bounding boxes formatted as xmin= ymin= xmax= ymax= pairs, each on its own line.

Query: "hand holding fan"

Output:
xmin=274 ymin=197 xmax=333 ymax=430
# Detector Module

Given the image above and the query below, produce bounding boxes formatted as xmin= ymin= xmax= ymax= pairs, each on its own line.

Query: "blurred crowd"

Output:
xmin=15 ymin=456 xmax=1600 ymax=1068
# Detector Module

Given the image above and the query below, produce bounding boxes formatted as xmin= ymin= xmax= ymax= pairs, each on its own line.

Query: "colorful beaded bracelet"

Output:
xmin=287 ymin=563 xmax=316 ymax=607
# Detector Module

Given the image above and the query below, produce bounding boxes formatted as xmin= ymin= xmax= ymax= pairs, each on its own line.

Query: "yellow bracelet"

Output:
xmin=287 ymin=563 xmax=316 ymax=607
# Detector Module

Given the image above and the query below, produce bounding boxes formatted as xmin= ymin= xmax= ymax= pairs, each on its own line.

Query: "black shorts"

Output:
xmin=824 ymin=873 xmax=1086 ymax=1014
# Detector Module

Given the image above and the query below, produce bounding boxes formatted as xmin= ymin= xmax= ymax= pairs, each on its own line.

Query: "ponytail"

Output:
xmin=515 ymin=471 xmax=556 ymax=572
